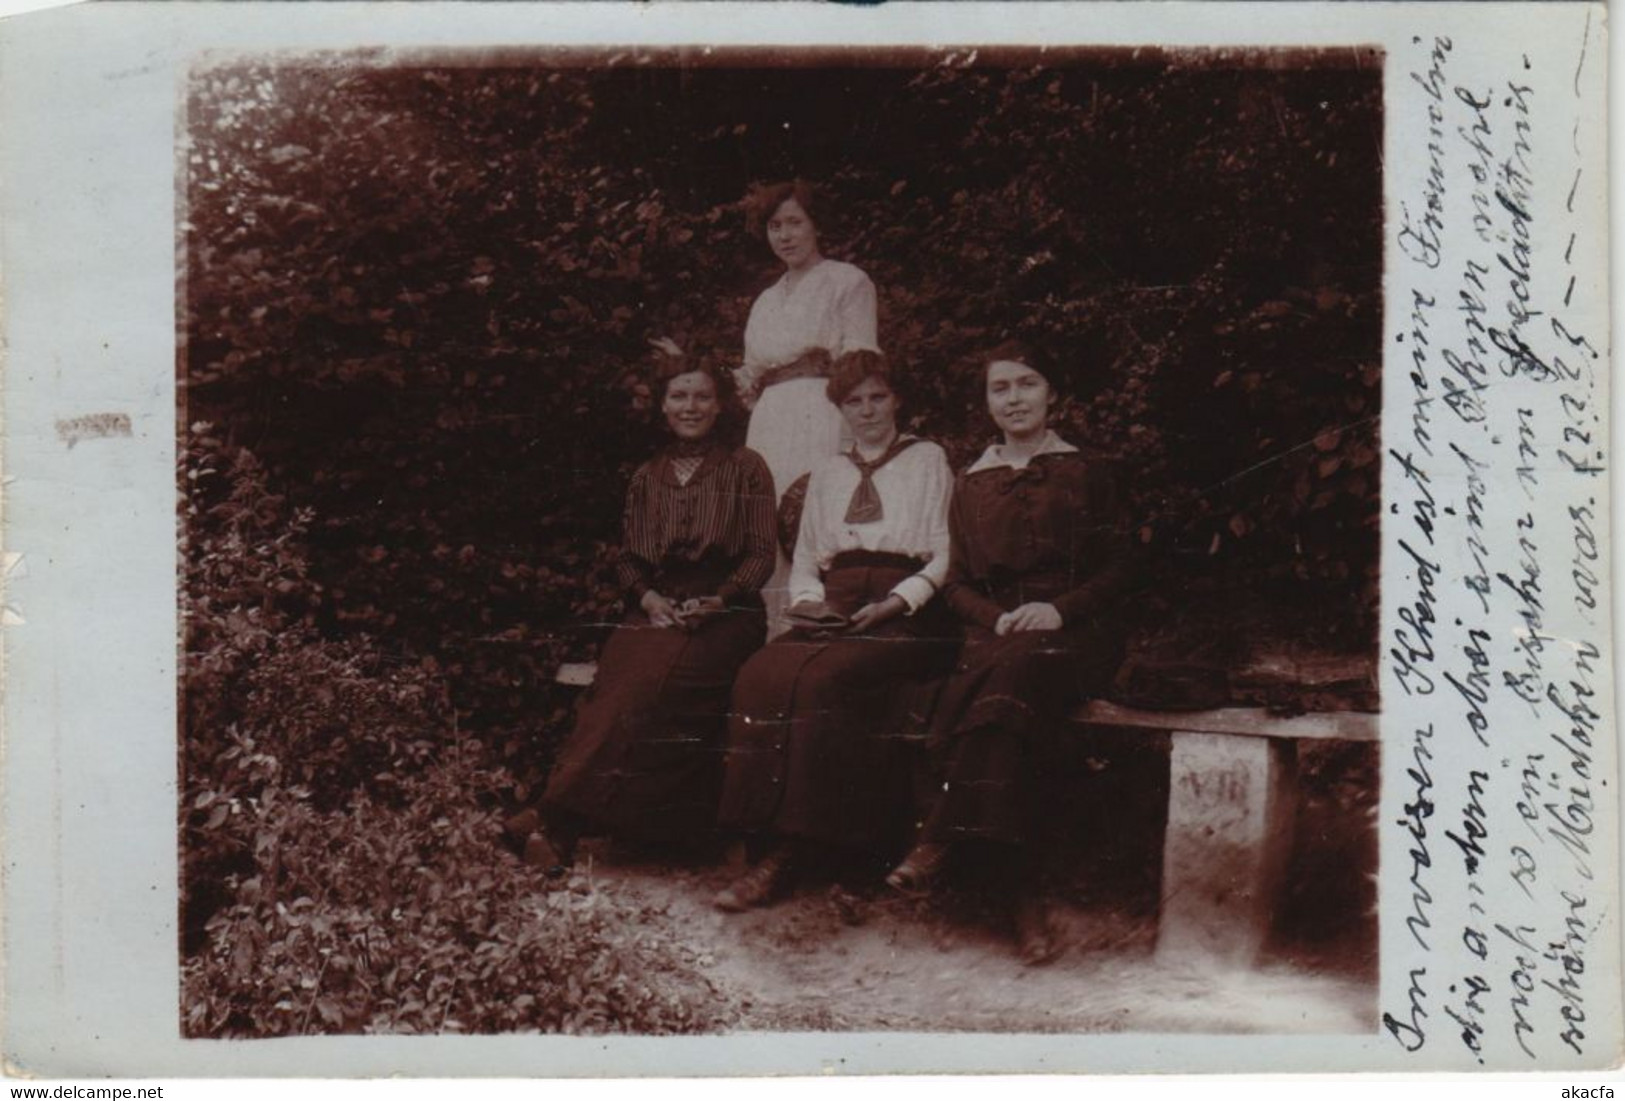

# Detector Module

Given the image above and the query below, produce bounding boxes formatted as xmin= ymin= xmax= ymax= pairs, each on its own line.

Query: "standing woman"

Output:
xmin=521 ymin=352 xmax=777 ymax=872
xmin=888 ymin=343 xmax=1133 ymax=963
xmin=734 ymin=182 xmax=880 ymax=625
xmin=714 ymin=350 xmax=956 ymax=911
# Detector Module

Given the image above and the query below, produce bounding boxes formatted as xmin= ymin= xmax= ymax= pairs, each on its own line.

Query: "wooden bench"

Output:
xmin=554 ymin=662 xmax=1377 ymax=970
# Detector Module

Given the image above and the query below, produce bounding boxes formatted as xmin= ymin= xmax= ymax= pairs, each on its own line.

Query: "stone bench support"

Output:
xmin=1077 ymin=700 xmax=1377 ymax=969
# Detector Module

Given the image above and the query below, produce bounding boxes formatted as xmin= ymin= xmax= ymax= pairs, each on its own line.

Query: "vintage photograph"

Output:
xmin=176 ymin=46 xmax=1384 ymax=1037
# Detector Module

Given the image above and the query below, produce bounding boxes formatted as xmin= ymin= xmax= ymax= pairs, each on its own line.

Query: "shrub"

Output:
xmin=184 ymin=749 xmax=737 ymax=1035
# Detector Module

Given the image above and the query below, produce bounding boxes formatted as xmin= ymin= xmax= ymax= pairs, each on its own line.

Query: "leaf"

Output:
xmin=231 ymin=937 xmax=254 ymax=978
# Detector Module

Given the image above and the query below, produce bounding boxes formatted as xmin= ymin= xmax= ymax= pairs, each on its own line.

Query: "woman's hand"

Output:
xmin=847 ymin=594 xmax=908 ymax=635
xmin=995 ymin=602 xmax=1062 ymax=636
xmin=731 ymin=366 xmax=760 ymax=410
xmin=676 ymin=595 xmax=726 ymax=629
xmin=641 ymin=589 xmax=683 ymax=628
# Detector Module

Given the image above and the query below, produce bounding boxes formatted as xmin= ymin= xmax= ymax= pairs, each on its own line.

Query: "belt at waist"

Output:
xmin=977 ymin=570 xmax=1075 ymax=609
xmin=828 ymin=550 xmax=927 ymax=574
xmin=758 ymin=350 xmax=833 ymax=391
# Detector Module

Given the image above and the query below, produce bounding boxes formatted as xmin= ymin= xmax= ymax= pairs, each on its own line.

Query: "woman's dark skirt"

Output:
xmin=541 ymin=562 xmax=766 ymax=843
xmin=718 ymin=555 xmax=958 ymax=852
xmin=920 ymin=615 xmax=1123 ymax=846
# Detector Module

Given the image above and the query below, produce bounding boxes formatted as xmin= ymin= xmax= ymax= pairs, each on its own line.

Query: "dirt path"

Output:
xmin=564 ymin=850 xmax=1377 ymax=1035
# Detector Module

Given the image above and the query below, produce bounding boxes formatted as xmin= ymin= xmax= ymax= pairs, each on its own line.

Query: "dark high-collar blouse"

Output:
xmin=943 ymin=449 xmax=1133 ymax=630
xmin=616 ymin=442 xmax=777 ymax=605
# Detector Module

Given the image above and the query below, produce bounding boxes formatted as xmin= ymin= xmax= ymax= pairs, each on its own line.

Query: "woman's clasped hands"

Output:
xmin=641 ymin=590 xmax=727 ymax=630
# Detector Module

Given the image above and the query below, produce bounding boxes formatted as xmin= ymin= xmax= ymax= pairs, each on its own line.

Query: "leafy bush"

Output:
xmin=184 ymin=748 xmax=737 ymax=1036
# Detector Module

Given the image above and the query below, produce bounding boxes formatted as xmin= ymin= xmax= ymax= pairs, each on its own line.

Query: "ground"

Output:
xmin=539 ymin=844 xmax=1378 ymax=1035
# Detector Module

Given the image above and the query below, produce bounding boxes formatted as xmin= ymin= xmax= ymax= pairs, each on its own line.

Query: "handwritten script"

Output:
xmin=1383 ymin=16 xmax=1610 ymax=1069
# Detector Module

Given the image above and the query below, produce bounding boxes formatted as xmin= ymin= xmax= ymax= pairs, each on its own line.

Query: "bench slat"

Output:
xmin=1078 ymin=699 xmax=1379 ymax=742
xmin=559 ymin=663 xmax=1379 ymax=742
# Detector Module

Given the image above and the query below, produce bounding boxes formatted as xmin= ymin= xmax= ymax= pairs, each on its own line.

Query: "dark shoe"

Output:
xmin=522 ymin=830 xmax=576 ymax=880
xmin=886 ymin=842 xmax=950 ymax=897
xmin=1013 ymin=894 xmax=1064 ymax=967
xmin=503 ymin=808 xmax=540 ymax=844
xmin=713 ymin=847 xmax=795 ymax=912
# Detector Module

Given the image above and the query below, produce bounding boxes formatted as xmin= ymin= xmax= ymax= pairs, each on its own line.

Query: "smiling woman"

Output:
xmin=662 ymin=367 xmax=721 ymax=444
xmin=889 ymin=342 xmax=1135 ymax=964
xmin=519 ymin=351 xmax=777 ymax=869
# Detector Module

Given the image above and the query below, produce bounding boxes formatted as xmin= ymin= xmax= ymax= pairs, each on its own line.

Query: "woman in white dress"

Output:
xmin=734 ymin=182 xmax=880 ymax=627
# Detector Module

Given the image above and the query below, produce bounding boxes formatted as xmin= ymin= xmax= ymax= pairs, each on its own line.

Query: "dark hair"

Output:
xmin=745 ymin=180 xmax=824 ymax=240
xmin=981 ymin=339 xmax=1056 ymax=389
xmin=826 ymin=349 xmax=896 ymax=406
xmin=651 ymin=349 xmax=732 ymax=407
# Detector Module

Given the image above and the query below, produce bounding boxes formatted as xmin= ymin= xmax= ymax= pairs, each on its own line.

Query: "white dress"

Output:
xmin=739 ymin=258 xmax=880 ymax=499
xmin=737 ymin=258 xmax=879 ymax=634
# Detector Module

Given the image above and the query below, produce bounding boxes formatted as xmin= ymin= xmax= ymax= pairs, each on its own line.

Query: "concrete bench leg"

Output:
xmin=1156 ymin=731 xmax=1298 ymax=968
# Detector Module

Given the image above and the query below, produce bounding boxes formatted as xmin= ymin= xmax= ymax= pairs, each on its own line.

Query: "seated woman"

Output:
xmin=714 ymin=349 xmax=956 ymax=911
xmin=888 ymin=343 xmax=1133 ymax=964
xmin=519 ymin=351 xmax=777 ymax=873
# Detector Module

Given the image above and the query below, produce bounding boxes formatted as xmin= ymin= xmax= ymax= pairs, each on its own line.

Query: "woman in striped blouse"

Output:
xmin=518 ymin=351 xmax=777 ymax=874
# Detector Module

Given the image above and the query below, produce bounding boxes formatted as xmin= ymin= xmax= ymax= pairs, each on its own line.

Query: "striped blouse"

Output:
xmin=616 ymin=443 xmax=778 ymax=604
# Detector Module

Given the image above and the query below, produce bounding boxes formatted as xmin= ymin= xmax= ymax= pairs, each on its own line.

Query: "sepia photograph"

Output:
xmin=178 ymin=46 xmax=1383 ymax=1038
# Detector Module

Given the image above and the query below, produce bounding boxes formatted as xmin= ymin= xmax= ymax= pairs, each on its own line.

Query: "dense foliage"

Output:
xmin=180 ymin=51 xmax=1381 ymax=1032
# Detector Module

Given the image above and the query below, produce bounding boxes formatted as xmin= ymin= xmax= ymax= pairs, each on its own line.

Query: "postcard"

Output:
xmin=0 ymin=0 xmax=1615 ymax=1077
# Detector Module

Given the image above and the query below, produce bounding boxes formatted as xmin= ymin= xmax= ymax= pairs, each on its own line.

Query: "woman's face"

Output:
xmin=766 ymin=198 xmax=820 ymax=271
xmin=839 ymin=375 xmax=900 ymax=448
xmin=986 ymin=359 xmax=1053 ymax=442
xmin=662 ymin=370 xmax=720 ymax=441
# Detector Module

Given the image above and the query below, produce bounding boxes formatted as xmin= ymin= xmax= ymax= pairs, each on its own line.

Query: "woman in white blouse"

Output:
xmin=735 ymin=181 xmax=880 ymax=631
xmin=736 ymin=181 xmax=880 ymax=495
xmin=713 ymin=351 xmax=957 ymax=912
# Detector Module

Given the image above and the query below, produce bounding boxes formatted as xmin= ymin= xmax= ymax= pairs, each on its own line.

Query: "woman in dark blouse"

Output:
xmin=889 ymin=343 xmax=1133 ymax=962
xmin=519 ymin=352 xmax=777 ymax=872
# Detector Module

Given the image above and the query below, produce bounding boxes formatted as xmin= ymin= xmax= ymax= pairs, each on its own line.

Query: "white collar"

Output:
xmin=965 ymin=430 xmax=1079 ymax=475
xmin=776 ymin=256 xmax=829 ymax=292
xmin=850 ymin=432 xmax=916 ymax=463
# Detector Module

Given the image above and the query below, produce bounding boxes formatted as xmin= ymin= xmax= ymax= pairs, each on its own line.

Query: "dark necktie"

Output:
xmin=843 ymin=436 xmax=920 ymax=524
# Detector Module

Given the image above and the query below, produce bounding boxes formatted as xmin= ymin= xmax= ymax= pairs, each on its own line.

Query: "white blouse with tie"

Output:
xmin=787 ymin=437 xmax=952 ymax=614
